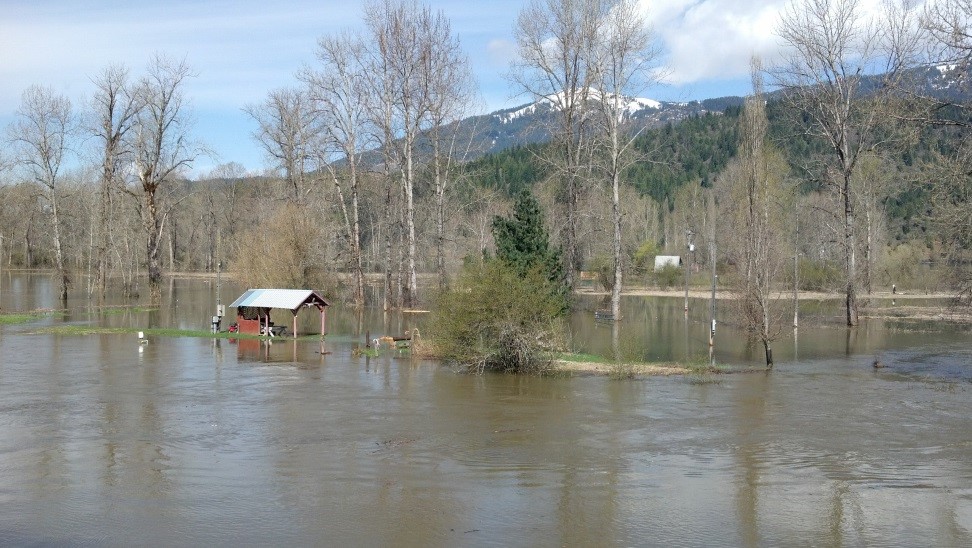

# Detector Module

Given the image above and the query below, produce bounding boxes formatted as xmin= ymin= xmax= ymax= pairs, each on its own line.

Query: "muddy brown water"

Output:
xmin=1 ymin=272 xmax=971 ymax=546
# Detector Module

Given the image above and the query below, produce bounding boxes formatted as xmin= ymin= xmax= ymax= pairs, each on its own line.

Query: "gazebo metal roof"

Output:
xmin=229 ymin=289 xmax=330 ymax=311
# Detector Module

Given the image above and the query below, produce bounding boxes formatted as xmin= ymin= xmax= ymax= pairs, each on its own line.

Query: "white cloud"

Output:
xmin=640 ymin=0 xmax=789 ymax=85
xmin=640 ymin=0 xmax=917 ymax=86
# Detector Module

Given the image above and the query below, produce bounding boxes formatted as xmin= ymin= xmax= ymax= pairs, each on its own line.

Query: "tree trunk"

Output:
xmin=382 ymin=182 xmax=394 ymax=311
xmin=49 ymin=190 xmax=68 ymax=303
xmin=564 ymin=161 xmax=578 ymax=290
xmin=349 ymin=160 xmax=364 ymax=308
xmin=403 ymin=145 xmax=417 ymax=309
xmin=97 ymin=162 xmax=112 ymax=301
xmin=865 ymin=205 xmax=873 ymax=295
xmin=611 ymin=158 xmax=623 ymax=321
xmin=25 ymin=220 xmax=34 ymax=268
xmin=435 ymin=163 xmax=447 ymax=291
xmin=843 ymin=172 xmax=858 ymax=326
xmin=144 ymin=188 xmax=163 ymax=302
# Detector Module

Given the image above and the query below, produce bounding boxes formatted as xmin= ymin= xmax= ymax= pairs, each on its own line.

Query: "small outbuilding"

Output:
xmin=229 ymin=288 xmax=330 ymax=338
xmin=654 ymin=255 xmax=683 ymax=271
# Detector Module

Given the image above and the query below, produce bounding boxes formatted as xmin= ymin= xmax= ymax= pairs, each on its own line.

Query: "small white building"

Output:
xmin=653 ymin=255 xmax=682 ymax=271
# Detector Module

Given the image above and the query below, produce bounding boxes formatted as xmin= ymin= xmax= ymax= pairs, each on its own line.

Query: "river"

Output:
xmin=1 ymin=272 xmax=970 ymax=546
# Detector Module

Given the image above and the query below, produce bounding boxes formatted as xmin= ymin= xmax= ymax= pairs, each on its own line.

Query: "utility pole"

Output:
xmin=709 ymin=243 xmax=717 ymax=347
xmin=684 ymin=230 xmax=694 ymax=313
xmin=708 ymin=210 xmax=716 ymax=349
xmin=793 ymin=204 xmax=799 ymax=329
xmin=212 ymin=229 xmax=224 ymax=334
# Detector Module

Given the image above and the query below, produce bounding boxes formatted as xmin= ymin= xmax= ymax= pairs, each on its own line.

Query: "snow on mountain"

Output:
xmin=494 ymin=89 xmax=663 ymax=125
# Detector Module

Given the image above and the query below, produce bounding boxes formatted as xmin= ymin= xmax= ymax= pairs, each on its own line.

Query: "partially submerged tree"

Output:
xmin=130 ymin=54 xmax=200 ymax=302
xmin=723 ymin=58 xmax=790 ymax=367
xmin=302 ymin=32 xmax=371 ymax=307
xmin=589 ymin=0 xmax=659 ymax=321
xmin=91 ymin=64 xmax=143 ymax=301
xmin=922 ymin=0 xmax=972 ymax=304
xmin=362 ymin=0 xmax=472 ymax=309
xmin=421 ymin=19 xmax=476 ymax=292
xmin=773 ymin=0 xmax=920 ymax=326
xmin=7 ymin=85 xmax=77 ymax=303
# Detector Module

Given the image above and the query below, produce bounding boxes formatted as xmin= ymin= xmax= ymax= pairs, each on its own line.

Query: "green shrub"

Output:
xmin=655 ymin=264 xmax=682 ymax=290
xmin=429 ymin=259 xmax=566 ymax=375
xmin=631 ymin=240 xmax=659 ymax=277
xmin=795 ymin=258 xmax=842 ymax=292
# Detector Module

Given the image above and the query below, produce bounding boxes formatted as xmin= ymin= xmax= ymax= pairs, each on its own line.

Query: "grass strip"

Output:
xmin=33 ymin=324 xmax=326 ymax=341
xmin=0 ymin=311 xmax=61 ymax=325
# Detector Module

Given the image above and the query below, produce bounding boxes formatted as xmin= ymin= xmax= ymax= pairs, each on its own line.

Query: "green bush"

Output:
xmin=795 ymin=258 xmax=842 ymax=292
xmin=631 ymin=240 xmax=659 ymax=277
xmin=655 ymin=264 xmax=682 ymax=290
xmin=429 ymin=259 xmax=566 ymax=375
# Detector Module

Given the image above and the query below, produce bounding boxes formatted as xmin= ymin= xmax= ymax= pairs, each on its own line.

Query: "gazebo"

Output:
xmin=229 ymin=289 xmax=330 ymax=338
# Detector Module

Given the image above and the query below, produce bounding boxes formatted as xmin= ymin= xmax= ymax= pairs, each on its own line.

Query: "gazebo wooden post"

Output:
xmin=320 ymin=305 xmax=326 ymax=338
xmin=292 ymin=310 xmax=298 ymax=339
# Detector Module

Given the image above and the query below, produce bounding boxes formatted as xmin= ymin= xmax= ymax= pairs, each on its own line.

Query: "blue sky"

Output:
xmin=1 ymin=0 xmax=798 ymax=176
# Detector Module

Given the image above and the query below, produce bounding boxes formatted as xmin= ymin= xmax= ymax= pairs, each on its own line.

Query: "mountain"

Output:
xmin=456 ymin=92 xmax=745 ymax=161
xmin=342 ymin=63 xmax=966 ymax=174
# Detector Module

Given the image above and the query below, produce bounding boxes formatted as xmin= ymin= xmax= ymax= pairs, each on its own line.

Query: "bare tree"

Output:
xmin=91 ymin=64 xmax=143 ymax=301
xmin=364 ymin=0 xmax=467 ymax=308
xmin=724 ymin=58 xmax=791 ymax=367
xmin=774 ymin=0 xmax=919 ymax=326
xmin=302 ymin=32 xmax=371 ymax=307
xmin=129 ymin=54 xmax=200 ymax=302
xmin=244 ymin=87 xmax=317 ymax=204
xmin=422 ymin=18 xmax=476 ymax=291
xmin=924 ymin=0 xmax=972 ymax=71
xmin=921 ymin=0 xmax=972 ymax=304
xmin=7 ymin=85 xmax=77 ymax=302
xmin=366 ymin=0 xmax=426 ymax=308
xmin=589 ymin=0 xmax=659 ymax=320
xmin=512 ymin=0 xmax=605 ymax=290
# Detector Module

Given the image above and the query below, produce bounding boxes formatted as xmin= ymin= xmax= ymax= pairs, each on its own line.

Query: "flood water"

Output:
xmin=1 ymin=271 xmax=971 ymax=546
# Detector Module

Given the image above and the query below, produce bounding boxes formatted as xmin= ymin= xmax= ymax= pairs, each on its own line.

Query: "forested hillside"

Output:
xmin=463 ymin=97 xmax=971 ymax=250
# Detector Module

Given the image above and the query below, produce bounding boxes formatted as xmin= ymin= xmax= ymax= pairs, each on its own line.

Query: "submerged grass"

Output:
xmin=97 ymin=306 xmax=160 ymax=316
xmin=0 ymin=311 xmax=62 ymax=325
xmin=552 ymin=351 xmax=693 ymax=378
xmin=0 ymin=314 xmax=45 ymax=325
xmin=32 ymin=324 xmax=325 ymax=341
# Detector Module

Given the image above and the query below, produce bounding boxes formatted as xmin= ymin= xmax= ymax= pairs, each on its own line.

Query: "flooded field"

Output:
xmin=1 ymin=272 xmax=971 ymax=546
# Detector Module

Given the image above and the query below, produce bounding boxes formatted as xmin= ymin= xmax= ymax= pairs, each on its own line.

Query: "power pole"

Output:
xmin=684 ymin=230 xmax=694 ymax=313
xmin=709 ymin=241 xmax=717 ymax=347
xmin=708 ymin=206 xmax=717 ymax=349
xmin=0 ymin=232 xmax=4 ymax=306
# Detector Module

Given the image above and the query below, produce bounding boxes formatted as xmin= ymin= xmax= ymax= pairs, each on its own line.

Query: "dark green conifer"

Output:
xmin=491 ymin=190 xmax=568 ymax=309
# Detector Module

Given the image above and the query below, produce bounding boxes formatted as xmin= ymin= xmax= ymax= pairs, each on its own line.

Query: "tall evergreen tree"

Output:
xmin=492 ymin=190 xmax=567 ymax=308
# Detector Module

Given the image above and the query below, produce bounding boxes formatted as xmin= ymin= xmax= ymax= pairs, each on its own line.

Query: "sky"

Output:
xmin=0 ymin=0 xmax=796 ymax=176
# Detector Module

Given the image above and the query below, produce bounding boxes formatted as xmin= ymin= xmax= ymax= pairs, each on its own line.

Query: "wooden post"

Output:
xmin=293 ymin=310 xmax=298 ymax=339
xmin=320 ymin=306 xmax=326 ymax=337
